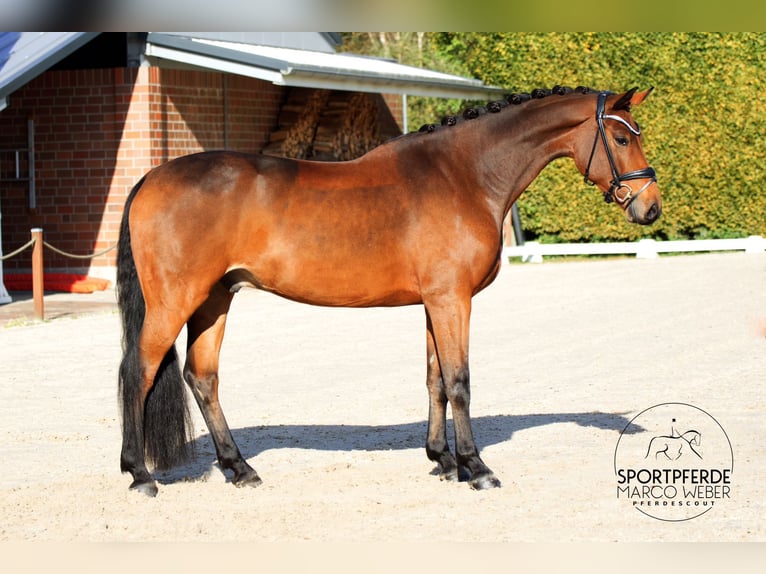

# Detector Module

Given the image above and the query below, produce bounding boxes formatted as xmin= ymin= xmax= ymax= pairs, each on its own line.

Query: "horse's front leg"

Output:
xmin=424 ymin=311 xmax=458 ymax=482
xmin=424 ymin=294 xmax=501 ymax=490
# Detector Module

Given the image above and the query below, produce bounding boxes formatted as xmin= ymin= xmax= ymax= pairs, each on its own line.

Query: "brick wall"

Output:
xmin=225 ymin=74 xmax=284 ymax=152
xmin=0 ymin=66 xmax=285 ymax=279
xmin=381 ymin=93 xmax=405 ymax=132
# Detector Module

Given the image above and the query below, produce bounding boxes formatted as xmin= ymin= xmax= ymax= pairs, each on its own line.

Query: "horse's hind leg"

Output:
xmin=120 ymin=310 xmax=189 ymax=497
xmin=184 ymin=282 xmax=262 ymax=487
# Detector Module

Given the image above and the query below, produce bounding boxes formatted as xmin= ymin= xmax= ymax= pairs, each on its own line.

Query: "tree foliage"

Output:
xmin=339 ymin=32 xmax=472 ymax=132
xmin=341 ymin=33 xmax=766 ymax=241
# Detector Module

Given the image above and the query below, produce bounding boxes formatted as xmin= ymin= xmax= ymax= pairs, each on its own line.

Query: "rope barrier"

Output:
xmin=0 ymin=237 xmax=37 ymax=261
xmin=42 ymin=240 xmax=117 ymax=259
xmin=1 ymin=229 xmax=117 ymax=320
xmin=0 ymin=236 xmax=117 ymax=261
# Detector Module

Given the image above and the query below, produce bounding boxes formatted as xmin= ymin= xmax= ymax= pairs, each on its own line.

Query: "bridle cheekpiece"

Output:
xmin=584 ymin=91 xmax=656 ymax=205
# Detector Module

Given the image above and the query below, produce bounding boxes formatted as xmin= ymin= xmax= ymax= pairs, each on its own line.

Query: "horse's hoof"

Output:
xmin=469 ymin=472 xmax=501 ymax=490
xmin=233 ymin=472 xmax=263 ymax=488
xmin=439 ymin=468 xmax=459 ymax=482
xmin=129 ymin=479 xmax=159 ymax=497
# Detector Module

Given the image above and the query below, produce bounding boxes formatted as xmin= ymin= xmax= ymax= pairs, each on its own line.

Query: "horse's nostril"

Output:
xmin=645 ymin=202 xmax=659 ymax=222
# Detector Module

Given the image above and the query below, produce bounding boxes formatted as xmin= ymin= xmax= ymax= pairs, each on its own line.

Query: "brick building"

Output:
xmin=0 ymin=32 xmax=501 ymax=301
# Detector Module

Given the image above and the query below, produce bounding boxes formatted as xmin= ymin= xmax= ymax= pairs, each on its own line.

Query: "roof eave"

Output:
xmin=0 ymin=32 xmax=100 ymax=105
xmin=145 ymin=43 xmax=286 ymax=84
xmin=282 ymin=70 xmax=505 ymax=99
xmin=145 ymin=32 xmax=505 ymax=100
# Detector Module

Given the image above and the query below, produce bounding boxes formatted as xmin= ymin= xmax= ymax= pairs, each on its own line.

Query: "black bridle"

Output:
xmin=584 ymin=91 xmax=656 ymax=205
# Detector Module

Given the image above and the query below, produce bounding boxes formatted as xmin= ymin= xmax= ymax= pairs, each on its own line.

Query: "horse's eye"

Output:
xmin=615 ymin=135 xmax=629 ymax=147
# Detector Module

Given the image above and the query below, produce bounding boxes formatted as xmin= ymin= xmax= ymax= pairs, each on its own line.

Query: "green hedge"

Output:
xmin=425 ymin=33 xmax=766 ymax=242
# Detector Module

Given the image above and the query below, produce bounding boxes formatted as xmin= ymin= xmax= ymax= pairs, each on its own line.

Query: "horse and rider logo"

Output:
xmin=614 ymin=403 xmax=733 ymax=522
xmin=644 ymin=418 xmax=702 ymax=461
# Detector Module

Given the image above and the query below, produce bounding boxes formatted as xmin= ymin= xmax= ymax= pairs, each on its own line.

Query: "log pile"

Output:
xmin=262 ymin=88 xmax=386 ymax=161
xmin=330 ymin=92 xmax=384 ymax=161
xmin=262 ymin=89 xmax=330 ymax=159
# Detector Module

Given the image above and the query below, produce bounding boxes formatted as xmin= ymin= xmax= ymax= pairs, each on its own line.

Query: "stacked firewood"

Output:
xmin=310 ymin=91 xmax=350 ymax=158
xmin=262 ymin=89 xmax=384 ymax=161
xmin=262 ymin=89 xmax=330 ymax=159
xmin=330 ymin=92 xmax=383 ymax=161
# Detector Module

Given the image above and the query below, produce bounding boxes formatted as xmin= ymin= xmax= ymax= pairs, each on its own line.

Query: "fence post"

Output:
xmin=523 ymin=241 xmax=543 ymax=263
xmin=31 ymin=228 xmax=44 ymax=321
xmin=635 ymin=238 xmax=658 ymax=259
xmin=745 ymin=235 xmax=765 ymax=254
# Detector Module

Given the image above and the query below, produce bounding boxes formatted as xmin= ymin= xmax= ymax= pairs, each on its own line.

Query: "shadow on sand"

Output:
xmin=157 ymin=411 xmax=644 ymax=485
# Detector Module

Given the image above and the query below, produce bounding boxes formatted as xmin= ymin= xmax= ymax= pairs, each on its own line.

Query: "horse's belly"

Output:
xmin=227 ymin=255 xmax=422 ymax=308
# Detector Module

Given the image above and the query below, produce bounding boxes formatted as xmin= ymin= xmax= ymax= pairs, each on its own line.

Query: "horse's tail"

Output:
xmin=117 ymin=176 xmax=192 ymax=471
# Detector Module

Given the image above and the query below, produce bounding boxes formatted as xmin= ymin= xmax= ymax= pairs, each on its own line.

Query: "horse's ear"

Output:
xmin=630 ymin=87 xmax=654 ymax=107
xmin=613 ymin=87 xmax=654 ymax=111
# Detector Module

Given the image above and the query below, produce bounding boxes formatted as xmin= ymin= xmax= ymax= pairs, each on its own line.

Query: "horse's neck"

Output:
xmin=466 ymin=98 xmax=590 ymax=225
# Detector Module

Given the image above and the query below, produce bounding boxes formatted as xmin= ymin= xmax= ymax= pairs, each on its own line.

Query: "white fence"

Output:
xmin=504 ymin=235 xmax=766 ymax=263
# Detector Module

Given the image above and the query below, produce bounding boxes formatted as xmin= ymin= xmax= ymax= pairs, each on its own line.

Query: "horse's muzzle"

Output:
xmin=628 ymin=198 xmax=662 ymax=225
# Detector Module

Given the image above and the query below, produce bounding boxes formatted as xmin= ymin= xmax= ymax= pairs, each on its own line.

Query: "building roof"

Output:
xmin=145 ymin=33 xmax=504 ymax=100
xmin=0 ymin=31 xmax=505 ymax=112
xmin=157 ymin=32 xmax=342 ymax=54
xmin=0 ymin=32 xmax=99 ymax=111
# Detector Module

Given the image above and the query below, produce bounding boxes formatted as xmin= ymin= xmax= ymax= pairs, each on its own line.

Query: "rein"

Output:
xmin=584 ymin=91 xmax=656 ymax=205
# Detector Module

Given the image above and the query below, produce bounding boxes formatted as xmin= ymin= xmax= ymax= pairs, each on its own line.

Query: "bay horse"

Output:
xmin=117 ymin=85 xmax=661 ymax=496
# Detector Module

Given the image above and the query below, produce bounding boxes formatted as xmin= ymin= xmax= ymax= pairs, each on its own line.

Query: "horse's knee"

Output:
xmin=444 ymin=367 xmax=470 ymax=408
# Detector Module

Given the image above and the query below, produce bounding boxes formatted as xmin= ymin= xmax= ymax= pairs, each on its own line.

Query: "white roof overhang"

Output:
xmin=145 ymin=33 xmax=505 ymax=100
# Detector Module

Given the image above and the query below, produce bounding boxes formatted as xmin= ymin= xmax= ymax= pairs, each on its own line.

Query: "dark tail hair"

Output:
xmin=117 ymin=176 xmax=192 ymax=470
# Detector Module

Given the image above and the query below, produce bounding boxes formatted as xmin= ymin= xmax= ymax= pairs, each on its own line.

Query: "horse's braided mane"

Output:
xmin=416 ymin=84 xmax=601 ymax=134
